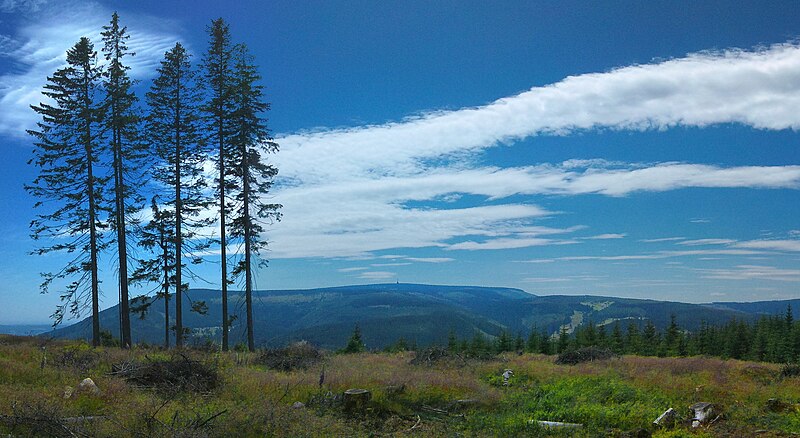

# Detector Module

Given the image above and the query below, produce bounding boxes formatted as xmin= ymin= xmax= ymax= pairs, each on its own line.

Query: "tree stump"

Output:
xmin=689 ymin=402 xmax=720 ymax=428
xmin=343 ymin=388 xmax=371 ymax=414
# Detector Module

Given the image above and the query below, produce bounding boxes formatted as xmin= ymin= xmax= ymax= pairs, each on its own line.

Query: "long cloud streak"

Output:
xmin=275 ymin=43 xmax=800 ymax=184
xmin=266 ymin=43 xmax=800 ymax=259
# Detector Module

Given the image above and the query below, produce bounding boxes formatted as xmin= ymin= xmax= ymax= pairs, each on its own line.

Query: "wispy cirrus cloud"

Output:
xmin=678 ymin=239 xmax=737 ymax=246
xmin=734 ymin=239 xmax=800 ymax=252
xmin=357 ymin=271 xmax=397 ymax=281
xmin=697 ymin=265 xmax=800 ymax=282
xmin=583 ymin=233 xmax=626 ymax=240
xmin=405 ymin=257 xmax=454 ymax=263
xmin=447 ymin=237 xmax=578 ymax=251
xmin=640 ymin=237 xmax=685 ymax=243
xmin=0 ymin=0 xmax=46 ymax=13
xmin=0 ymin=0 xmax=182 ymax=136
xmin=522 ymin=249 xmax=765 ymax=263
xmin=337 ymin=267 xmax=368 ymax=273
xmin=269 ymin=160 xmax=800 ymax=258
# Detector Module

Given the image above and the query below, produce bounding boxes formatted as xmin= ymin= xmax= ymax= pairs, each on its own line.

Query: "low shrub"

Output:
xmin=555 ymin=347 xmax=618 ymax=365
xmin=111 ymin=354 xmax=219 ymax=394
xmin=0 ymin=399 xmax=97 ymax=437
xmin=254 ymin=341 xmax=324 ymax=372
xmin=409 ymin=346 xmax=452 ymax=366
xmin=52 ymin=345 xmax=100 ymax=373
xmin=781 ymin=363 xmax=800 ymax=378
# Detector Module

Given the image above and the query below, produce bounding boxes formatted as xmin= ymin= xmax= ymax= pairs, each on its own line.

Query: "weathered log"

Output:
xmin=532 ymin=420 xmax=584 ymax=429
xmin=343 ymin=388 xmax=371 ymax=413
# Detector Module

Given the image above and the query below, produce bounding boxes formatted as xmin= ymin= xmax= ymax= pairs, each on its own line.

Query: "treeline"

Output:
xmin=27 ymin=13 xmax=279 ymax=352
xmin=381 ymin=306 xmax=800 ymax=364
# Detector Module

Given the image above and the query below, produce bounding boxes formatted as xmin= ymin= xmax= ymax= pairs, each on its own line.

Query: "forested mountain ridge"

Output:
xmin=43 ymin=283 xmax=785 ymax=349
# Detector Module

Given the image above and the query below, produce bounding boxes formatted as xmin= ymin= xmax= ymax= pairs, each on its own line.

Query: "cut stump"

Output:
xmin=343 ymin=388 xmax=371 ymax=414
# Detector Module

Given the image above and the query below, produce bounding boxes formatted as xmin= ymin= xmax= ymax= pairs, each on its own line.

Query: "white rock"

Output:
xmin=77 ymin=377 xmax=100 ymax=395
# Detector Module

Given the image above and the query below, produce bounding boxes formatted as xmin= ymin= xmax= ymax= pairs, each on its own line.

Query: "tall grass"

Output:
xmin=0 ymin=335 xmax=799 ymax=436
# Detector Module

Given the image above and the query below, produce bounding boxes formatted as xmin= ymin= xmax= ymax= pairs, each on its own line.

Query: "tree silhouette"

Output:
xmin=141 ymin=42 xmax=212 ymax=348
xmin=27 ymin=37 xmax=108 ymax=346
xmin=228 ymin=42 xmax=281 ymax=352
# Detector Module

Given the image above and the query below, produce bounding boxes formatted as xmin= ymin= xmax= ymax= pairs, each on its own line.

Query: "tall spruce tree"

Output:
xmin=228 ymin=43 xmax=281 ymax=351
xmin=101 ymin=12 xmax=143 ymax=348
xmin=27 ymin=37 xmax=107 ymax=346
xmin=203 ymin=18 xmax=235 ymax=350
xmin=130 ymin=198 xmax=175 ymax=348
xmin=143 ymin=42 xmax=211 ymax=348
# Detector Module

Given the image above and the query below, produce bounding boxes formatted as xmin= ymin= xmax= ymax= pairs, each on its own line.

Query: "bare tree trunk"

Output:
xmin=113 ymin=127 xmax=132 ymax=348
xmin=163 ymin=242 xmax=170 ymax=349
xmin=174 ymin=88 xmax=184 ymax=348
xmin=219 ymin=119 xmax=229 ymax=351
xmin=243 ymin=153 xmax=254 ymax=352
xmin=85 ymin=108 xmax=100 ymax=347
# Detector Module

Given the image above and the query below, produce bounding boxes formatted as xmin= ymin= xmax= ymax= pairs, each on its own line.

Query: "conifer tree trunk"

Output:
xmin=219 ymin=122 xmax=228 ymax=350
xmin=162 ymin=238 xmax=170 ymax=349
xmin=113 ymin=127 xmax=132 ymax=348
xmin=28 ymin=37 xmax=106 ymax=347
xmin=86 ymin=115 xmax=101 ymax=348
xmin=243 ymin=154 xmax=254 ymax=351
xmin=174 ymin=80 xmax=184 ymax=348
xmin=102 ymin=13 xmax=138 ymax=349
xmin=203 ymin=18 xmax=233 ymax=351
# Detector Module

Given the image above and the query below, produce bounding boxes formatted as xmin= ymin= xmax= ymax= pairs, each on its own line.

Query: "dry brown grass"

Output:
xmin=1 ymin=335 xmax=800 ymax=436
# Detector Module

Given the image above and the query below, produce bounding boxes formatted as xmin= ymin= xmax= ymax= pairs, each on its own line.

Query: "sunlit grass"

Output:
xmin=0 ymin=335 xmax=798 ymax=436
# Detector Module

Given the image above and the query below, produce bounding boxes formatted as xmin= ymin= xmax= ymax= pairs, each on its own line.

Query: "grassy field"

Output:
xmin=1 ymin=335 xmax=799 ymax=436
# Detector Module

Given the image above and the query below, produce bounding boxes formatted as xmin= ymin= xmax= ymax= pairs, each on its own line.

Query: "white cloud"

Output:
xmin=523 ymin=249 xmax=765 ymax=263
xmin=678 ymin=239 xmax=737 ymax=246
xmin=640 ymin=237 xmax=685 ymax=243
xmin=337 ymin=267 xmax=368 ymax=273
xmin=357 ymin=271 xmax=397 ymax=280
xmin=267 ymin=161 xmax=800 ymax=258
xmin=583 ymin=233 xmax=626 ymax=240
xmin=0 ymin=0 xmax=47 ymax=13
xmin=0 ymin=1 xmax=182 ymax=136
xmin=522 ymin=277 xmax=572 ymax=283
xmin=447 ymin=237 xmax=578 ymax=251
xmin=734 ymin=239 xmax=800 ymax=252
xmin=276 ymin=43 xmax=800 ymax=185
xmin=404 ymin=257 xmax=454 ymax=263
xmin=697 ymin=265 xmax=800 ymax=282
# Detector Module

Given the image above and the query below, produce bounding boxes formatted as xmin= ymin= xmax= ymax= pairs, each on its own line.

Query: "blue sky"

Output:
xmin=1 ymin=0 xmax=799 ymax=324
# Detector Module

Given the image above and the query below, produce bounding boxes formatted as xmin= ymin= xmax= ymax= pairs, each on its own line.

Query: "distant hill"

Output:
xmin=0 ymin=324 xmax=54 ymax=336
xmin=707 ymin=299 xmax=800 ymax=317
xmin=47 ymin=283 xmax=784 ymax=349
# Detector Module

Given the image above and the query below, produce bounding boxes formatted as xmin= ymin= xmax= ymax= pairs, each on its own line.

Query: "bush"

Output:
xmin=555 ymin=347 xmax=618 ymax=365
xmin=0 ymin=400 xmax=96 ymax=437
xmin=52 ymin=345 xmax=100 ymax=373
xmin=254 ymin=341 xmax=323 ymax=372
xmin=781 ymin=363 xmax=800 ymax=378
xmin=111 ymin=354 xmax=219 ymax=394
xmin=410 ymin=346 xmax=456 ymax=366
